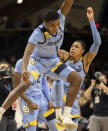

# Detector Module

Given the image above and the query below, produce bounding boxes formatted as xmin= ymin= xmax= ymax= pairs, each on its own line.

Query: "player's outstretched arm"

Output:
xmin=61 ymin=0 xmax=74 ymax=16
xmin=83 ymin=7 xmax=101 ymax=73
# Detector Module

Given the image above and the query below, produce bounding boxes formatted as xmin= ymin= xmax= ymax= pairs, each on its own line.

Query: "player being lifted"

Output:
xmin=0 ymin=0 xmax=83 ymax=130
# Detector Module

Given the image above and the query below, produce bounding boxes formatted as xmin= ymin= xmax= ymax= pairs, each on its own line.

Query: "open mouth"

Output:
xmin=70 ymin=51 xmax=75 ymax=55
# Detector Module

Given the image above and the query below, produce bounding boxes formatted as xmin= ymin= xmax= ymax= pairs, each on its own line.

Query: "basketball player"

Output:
xmin=0 ymin=0 xmax=82 ymax=129
xmin=52 ymin=7 xmax=101 ymax=131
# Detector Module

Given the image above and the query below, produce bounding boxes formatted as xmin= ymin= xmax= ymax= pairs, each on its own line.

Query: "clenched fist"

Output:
xmin=87 ymin=7 xmax=94 ymax=21
xmin=22 ymin=71 xmax=30 ymax=81
xmin=28 ymin=102 xmax=38 ymax=110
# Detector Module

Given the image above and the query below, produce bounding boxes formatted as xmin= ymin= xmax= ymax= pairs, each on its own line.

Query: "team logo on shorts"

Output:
xmin=23 ymin=105 xmax=30 ymax=113
xmin=29 ymin=58 xmax=36 ymax=65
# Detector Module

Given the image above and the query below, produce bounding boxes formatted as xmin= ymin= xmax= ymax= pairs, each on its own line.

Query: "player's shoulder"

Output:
xmin=15 ymin=58 xmax=22 ymax=67
xmin=57 ymin=9 xmax=65 ymax=21
xmin=28 ymin=24 xmax=45 ymax=44
xmin=31 ymin=24 xmax=45 ymax=40
xmin=34 ymin=24 xmax=45 ymax=34
xmin=16 ymin=58 xmax=22 ymax=64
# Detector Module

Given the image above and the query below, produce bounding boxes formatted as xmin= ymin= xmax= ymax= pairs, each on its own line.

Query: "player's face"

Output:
xmin=45 ymin=19 xmax=60 ymax=34
xmin=70 ymin=42 xmax=84 ymax=58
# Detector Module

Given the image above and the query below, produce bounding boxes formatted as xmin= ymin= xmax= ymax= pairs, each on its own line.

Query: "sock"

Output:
xmin=56 ymin=108 xmax=62 ymax=118
xmin=51 ymin=80 xmax=64 ymax=107
xmin=63 ymin=106 xmax=72 ymax=116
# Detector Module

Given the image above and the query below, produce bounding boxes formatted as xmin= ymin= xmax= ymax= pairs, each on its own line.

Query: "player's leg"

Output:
xmin=48 ymin=63 xmax=82 ymax=130
xmin=20 ymin=95 xmax=39 ymax=131
xmin=38 ymin=94 xmax=58 ymax=131
xmin=65 ymin=71 xmax=82 ymax=107
xmin=51 ymin=80 xmax=64 ymax=118
xmin=43 ymin=109 xmax=59 ymax=131
xmin=63 ymin=71 xmax=82 ymax=130
xmin=25 ymin=126 xmax=36 ymax=131
xmin=47 ymin=119 xmax=59 ymax=131
xmin=52 ymin=80 xmax=80 ymax=131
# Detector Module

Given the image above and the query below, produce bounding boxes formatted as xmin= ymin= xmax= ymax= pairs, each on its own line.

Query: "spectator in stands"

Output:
xmin=0 ymin=61 xmax=17 ymax=131
xmin=85 ymin=71 xmax=108 ymax=131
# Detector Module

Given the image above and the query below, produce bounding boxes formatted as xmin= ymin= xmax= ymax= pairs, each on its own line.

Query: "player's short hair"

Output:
xmin=44 ymin=9 xmax=60 ymax=22
xmin=76 ymin=40 xmax=86 ymax=51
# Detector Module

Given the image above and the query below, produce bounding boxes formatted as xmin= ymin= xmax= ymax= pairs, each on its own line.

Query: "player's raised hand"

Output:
xmin=91 ymin=79 xmax=96 ymax=87
xmin=87 ymin=7 xmax=94 ymax=21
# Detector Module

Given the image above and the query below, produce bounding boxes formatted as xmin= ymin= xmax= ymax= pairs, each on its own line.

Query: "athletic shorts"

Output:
xmin=27 ymin=57 xmax=75 ymax=83
xmin=20 ymin=94 xmax=48 ymax=127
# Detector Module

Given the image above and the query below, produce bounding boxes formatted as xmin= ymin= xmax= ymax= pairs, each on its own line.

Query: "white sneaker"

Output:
xmin=63 ymin=115 xmax=77 ymax=130
xmin=56 ymin=115 xmax=65 ymax=130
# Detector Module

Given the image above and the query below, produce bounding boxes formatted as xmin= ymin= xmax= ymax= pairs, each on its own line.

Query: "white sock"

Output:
xmin=56 ymin=108 xmax=62 ymax=118
xmin=63 ymin=106 xmax=72 ymax=116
